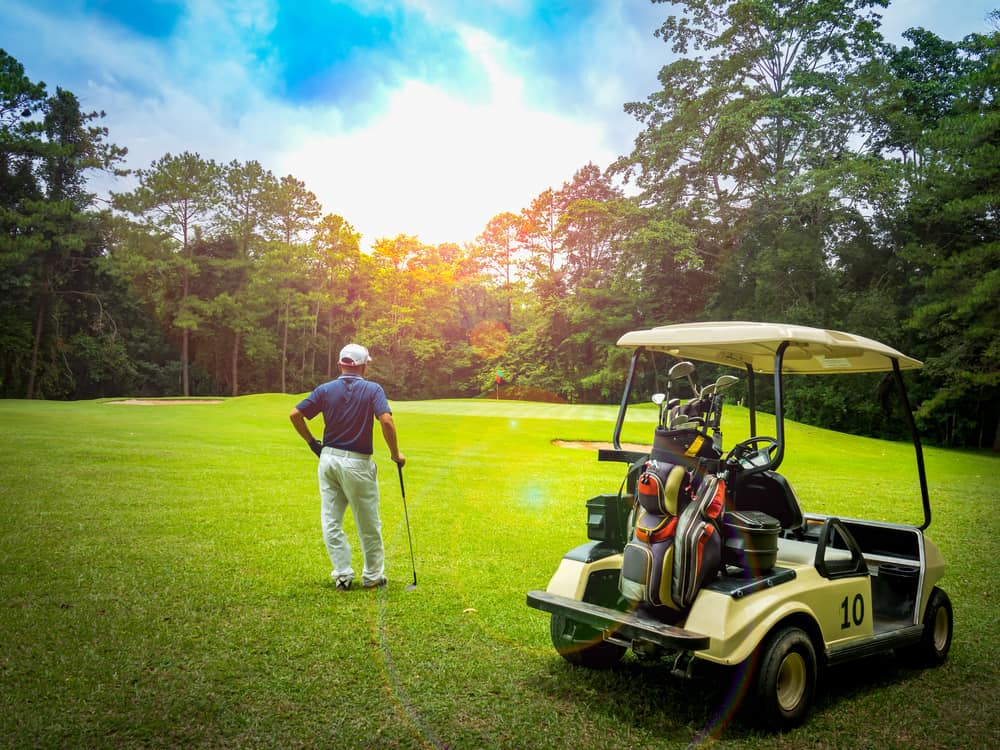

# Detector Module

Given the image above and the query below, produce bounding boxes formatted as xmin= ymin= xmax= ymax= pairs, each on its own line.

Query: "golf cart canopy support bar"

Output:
xmin=745 ymin=364 xmax=757 ymax=437
xmin=611 ymin=322 xmax=931 ymax=528
xmin=613 ymin=349 xmax=642 ymax=451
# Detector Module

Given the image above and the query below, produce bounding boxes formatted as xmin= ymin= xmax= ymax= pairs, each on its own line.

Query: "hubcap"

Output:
xmin=933 ymin=606 xmax=949 ymax=652
xmin=776 ymin=652 xmax=807 ymax=712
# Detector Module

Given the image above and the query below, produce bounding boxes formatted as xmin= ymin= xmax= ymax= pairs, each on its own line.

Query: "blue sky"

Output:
xmin=2 ymin=0 xmax=995 ymax=247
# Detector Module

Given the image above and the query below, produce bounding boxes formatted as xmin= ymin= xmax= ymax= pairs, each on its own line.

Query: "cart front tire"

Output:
xmin=901 ymin=587 xmax=952 ymax=667
xmin=746 ymin=625 xmax=817 ymax=731
xmin=549 ymin=613 xmax=625 ymax=669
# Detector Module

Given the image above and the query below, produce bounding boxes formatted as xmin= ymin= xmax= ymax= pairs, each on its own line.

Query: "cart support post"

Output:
xmin=893 ymin=358 xmax=931 ymax=529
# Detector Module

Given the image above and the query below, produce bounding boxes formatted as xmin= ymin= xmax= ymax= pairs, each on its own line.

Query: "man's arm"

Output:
xmin=290 ymin=407 xmax=323 ymax=456
xmin=377 ymin=412 xmax=405 ymax=466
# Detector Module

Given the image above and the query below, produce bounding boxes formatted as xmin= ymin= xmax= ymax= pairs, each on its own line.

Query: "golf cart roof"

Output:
xmin=617 ymin=321 xmax=922 ymax=374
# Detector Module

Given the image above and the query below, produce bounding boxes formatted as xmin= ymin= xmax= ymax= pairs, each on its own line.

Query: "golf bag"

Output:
xmin=620 ymin=463 xmax=724 ymax=610
xmin=671 ymin=475 xmax=726 ymax=608
xmin=619 ymin=460 xmax=688 ymax=607
xmin=650 ymin=427 xmax=721 ymax=488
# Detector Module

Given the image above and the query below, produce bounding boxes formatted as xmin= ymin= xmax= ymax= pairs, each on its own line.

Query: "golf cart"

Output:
xmin=526 ymin=322 xmax=952 ymax=731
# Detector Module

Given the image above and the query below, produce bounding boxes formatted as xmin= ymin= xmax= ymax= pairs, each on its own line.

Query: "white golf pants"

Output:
xmin=317 ymin=448 xmax=384 ymax=587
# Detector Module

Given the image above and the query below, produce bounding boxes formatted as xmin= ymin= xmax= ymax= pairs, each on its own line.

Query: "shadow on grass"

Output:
xmin=526 ymin=656 xmax=755 ymax=744
xmin=526 ymin=649 xmax=934 ymax=745
xmin=817 ymin=651 xmax=923 ymax=708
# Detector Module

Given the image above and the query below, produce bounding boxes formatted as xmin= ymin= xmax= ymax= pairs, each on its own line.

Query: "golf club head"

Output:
xmin=715 ymin=374 xmax=739 ymax=391
xmin=405 ymin=582 xmax=417 ymax=591
xmin=668 ymin=361 xmax=695 ymax=380
xmin=652 ymin=393 xmax=667 ymax=426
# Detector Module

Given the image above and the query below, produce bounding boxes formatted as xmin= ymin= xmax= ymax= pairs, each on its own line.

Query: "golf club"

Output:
xmin=668 ymin=359 xmax=698 ymax=398
xmin=398 ymin=464 xmax=418 ymax=591
xmin=662 ymin=360 xmax=696 ymax=426
xmin=651 ymin=392 xmax=667 ymax=426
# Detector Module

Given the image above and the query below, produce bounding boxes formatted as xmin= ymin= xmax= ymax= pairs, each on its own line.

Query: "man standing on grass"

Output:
xmin=289 ymin=343 xmax=405 ymax=591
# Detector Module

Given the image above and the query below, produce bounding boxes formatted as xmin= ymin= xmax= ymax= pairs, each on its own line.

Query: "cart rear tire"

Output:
xmin=746 ymin=625 xmax=817 ymax=731
xmin=549 ymin=613 xmax=625 ymax=669
xmin=901 ymin=587 xmax=952 ymax=667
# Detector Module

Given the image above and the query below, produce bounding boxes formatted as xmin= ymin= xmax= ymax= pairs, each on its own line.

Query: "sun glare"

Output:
xmin=279 ymin=29 xmax=611 ymax=248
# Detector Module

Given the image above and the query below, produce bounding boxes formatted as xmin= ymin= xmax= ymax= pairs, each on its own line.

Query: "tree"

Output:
xmin=616 ymin=0 xmax=891 ymax=321
xmin=882 ymin=28 xmax=1000 ymax=448
xmin=476 ymin=211 xmax=522 ymax=326
xmin=266 ymin=175 xmax=322 ymax=391
xmin=520 ymin=187 xmax=564 ymax=277
xmin=215 ymin=159 xmax=280 ymax=395
xmin=255 ymin=238 xmax=311 ymax=393
xmin=0 ymin=51 xmax=47 ymax=396
xmin=270 ymin=175 xmax=322 ymax=244
xmin=0 ymin=49 xmax=47 ymax=190
xmin=313 ymin=213 xmax=365 ymax=381
xmin=0 ymin=57 xmax=126 ymax=398
xmin=113 ymin=152 xmax=221 ymax=395
xmin=558 ymin=164 xmax=627 ymax=288
xmin=360 ymin=235 xmax=479 ymax=398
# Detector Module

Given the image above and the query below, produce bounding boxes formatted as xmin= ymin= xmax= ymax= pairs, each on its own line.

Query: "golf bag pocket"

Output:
xmin=671 ymin=476 xmax=725 ymax=609
xmin=620 ymin=511 xmax=680 ymax=609
xmin=635 ymin=510 xmax=678 ymax=545
xmin=636 ymin=460 xmax=689 ymax=516
xmin=620 ymin=542 xmax=652 ymax=603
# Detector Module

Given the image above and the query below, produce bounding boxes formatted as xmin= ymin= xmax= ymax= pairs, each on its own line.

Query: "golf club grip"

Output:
xmin=397 ymin=463 xmax=405 ymax=496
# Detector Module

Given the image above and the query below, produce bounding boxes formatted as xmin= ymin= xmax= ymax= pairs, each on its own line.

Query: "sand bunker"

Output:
xmin=552 ymin=440 xmax=649 ymax=451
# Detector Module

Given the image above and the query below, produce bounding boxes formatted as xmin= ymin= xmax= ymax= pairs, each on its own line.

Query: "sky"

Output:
xmin=2 ymin=0 xmax=996 ymax=248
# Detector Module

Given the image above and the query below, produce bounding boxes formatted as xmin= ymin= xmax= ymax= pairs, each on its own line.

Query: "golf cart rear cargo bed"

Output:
xmin=527 ymin=590 xmax=710 ymax=650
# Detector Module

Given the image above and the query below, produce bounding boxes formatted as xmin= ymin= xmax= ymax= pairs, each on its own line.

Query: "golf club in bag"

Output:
xmin=398 ymin=464 xmax=418 ymax=590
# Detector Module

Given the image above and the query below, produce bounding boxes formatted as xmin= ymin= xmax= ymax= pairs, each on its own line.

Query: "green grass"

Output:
xmin=1 ymin=395 xmax=998 ymax=749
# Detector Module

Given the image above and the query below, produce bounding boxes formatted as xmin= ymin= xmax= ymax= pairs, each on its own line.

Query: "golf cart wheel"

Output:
xmin=549 ymin=613 xmax=625 ymax=669
xmin=901 ymin=587 xmax=953 ymax=667
xmin=745 ymin=625 xmax=817 ymax=731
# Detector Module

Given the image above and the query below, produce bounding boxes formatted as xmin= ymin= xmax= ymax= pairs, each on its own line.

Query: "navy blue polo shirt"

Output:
xmin=295 ymin=375 xmax=391 ymax=455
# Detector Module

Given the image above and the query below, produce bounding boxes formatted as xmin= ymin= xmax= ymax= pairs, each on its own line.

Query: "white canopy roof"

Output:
xmin=616 ymin=321 xmax=922 ymax=374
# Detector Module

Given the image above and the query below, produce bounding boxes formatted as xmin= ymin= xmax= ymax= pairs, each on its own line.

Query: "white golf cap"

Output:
xmin=338 ymin=343 xmax=371 ymax=366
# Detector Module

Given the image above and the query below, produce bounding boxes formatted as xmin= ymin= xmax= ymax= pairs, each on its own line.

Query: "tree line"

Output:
xmin=1 ymin=0 xmax=998 ymax=449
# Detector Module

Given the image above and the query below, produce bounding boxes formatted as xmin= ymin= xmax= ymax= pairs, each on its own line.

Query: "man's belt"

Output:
xmin=322 ymin=447 xmax=371 ymax=460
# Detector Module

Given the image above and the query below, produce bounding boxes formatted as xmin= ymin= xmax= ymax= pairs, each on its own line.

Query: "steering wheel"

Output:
xmin=725 ymin=436 xmax=780 ymax=476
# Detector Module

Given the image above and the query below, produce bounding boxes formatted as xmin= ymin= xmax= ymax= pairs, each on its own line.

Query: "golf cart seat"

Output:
xmin=728 ymin=471 xmax=805 ymax=535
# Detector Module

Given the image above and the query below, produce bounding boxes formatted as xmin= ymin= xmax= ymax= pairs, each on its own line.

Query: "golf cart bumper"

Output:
xmin=526 ymin=590 xmax=710 ymax=651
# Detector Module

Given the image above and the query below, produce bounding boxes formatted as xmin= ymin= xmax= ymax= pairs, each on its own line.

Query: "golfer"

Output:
xmin=289 ymin=343 xmax=405 ymax=591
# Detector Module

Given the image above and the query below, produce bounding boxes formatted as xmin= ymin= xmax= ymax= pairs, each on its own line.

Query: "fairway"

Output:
xmin=1 ymin=396 xmax=998 ymax=749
